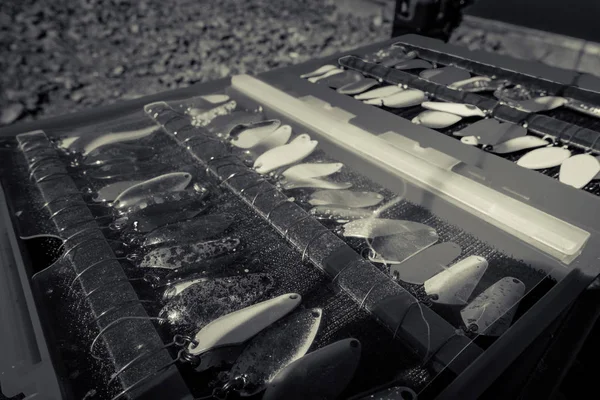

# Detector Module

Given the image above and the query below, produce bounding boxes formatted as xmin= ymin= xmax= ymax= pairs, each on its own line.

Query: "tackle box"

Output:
xmin=1 ymin=34 xmax=599 ymax=400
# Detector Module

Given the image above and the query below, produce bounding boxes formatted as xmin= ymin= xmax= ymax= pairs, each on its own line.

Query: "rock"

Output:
xmin=0 ymin=103 xmax=25 ymax=126
xmin=111 ymin=65 xmax=125 ymax=76
xmin=70 ymin=90 xmax=86 ymax=103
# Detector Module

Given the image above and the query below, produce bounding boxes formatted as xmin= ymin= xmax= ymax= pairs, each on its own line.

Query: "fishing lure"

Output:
xmin=354 ymin=85 xmax=404 ymax=100
xmin=281 ymin=163 xmax=344 ymax=182
xmin=186 ymin=293 xmax=301 ymax=360
xmin=559 ymin=154 xmax=600 ymax=189
xmin=247 ymin=125 xmax=292 ymax=158
xmin=254 ymin=134 xmax=318 ymax=174
xmin=158 ymin=274 xmax=277 ymax=333
xmin=200 ymin=94 xmax=230 ymax=104
xmin=516 ymin=146 xmax=571 ymax=169
xmin=489 ymin=135 xmax=551 ymax=154
xmin=420 ymin=67 xmax=471 ymax=85
xmin=221 ymin=307 xmax=322 ymax=396
xmin=421 ymin=102 xmax=486 ymax=118
xmin=83 ymin=160 xmax=172 ymax=181
xmin=113 ymin=172 xmax=193 ymax=211
xmin=343 ymin=218 xmax=434 ymax=239
xmin=317 ymin=70 xmax=363 ymax=89
xmin=281 ymin=178 xmax=353 ymax=190
xmin=368 ymin=227 xmax=439 ymax=265
xmin=80 ymin=143 xmax=156 ymax=167
xmin=453 ymin=118 xmax=500 ymax=137
xmin=461 ymin=277 xmax=525 ymax=336
xmin=460 ymin=136 xmax=479 ymax=146
xmin=63 ymin=114 xmax=155 ymax=152
xmin=308 ymin=190 xmax=384 ymax=208
xmin=390 ymin=242 xmax=462 ymax=284
xmin=337 ymin=78 xmax=380 ymax=95
xmin=262 ymin=338 xmax=362 ymax=400
xmin=412 ymin=111 xmax=462 ymax=129
xmin=81 ymin=125 xmax=158 ymax=156
xmin=364 ymin=89 xmax=426 ymax=108
xmin=111 ymin=189 xmax=210 ymax=233
xmin=230 ymin=120 xmax=282 ymax=149
xmin=94 ymin=180 xmax=144 ymax=203
xmin=137 ymin=213 xmax=234 ymax=249
xmin=308 ymin=68 xmax=344 ymax=83
xmin=300 ymin=65 xmax=338 ymax=79
xmin=424 ymin=255 xmax=488 ymax=305
xmin=138 ymin=237 xmax=241 ymax=270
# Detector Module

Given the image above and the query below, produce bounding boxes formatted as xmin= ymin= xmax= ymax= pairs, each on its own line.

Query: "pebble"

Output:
xmin=0 ymin=103 xmax=25 ymax=126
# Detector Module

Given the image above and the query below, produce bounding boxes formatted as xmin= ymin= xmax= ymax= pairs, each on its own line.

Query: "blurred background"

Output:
xmin=0 ymin=0 xmax=395 ymax=126
xmin=2 ymin=0 xmax=600 ymax=127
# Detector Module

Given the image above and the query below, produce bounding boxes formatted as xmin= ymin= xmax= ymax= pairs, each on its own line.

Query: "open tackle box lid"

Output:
xmin=1 ymin=35 xmax=600 ymax=400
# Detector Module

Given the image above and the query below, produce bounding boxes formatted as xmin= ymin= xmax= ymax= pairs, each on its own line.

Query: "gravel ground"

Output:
xmin=0 ymin=0 xmax=394 ymax=126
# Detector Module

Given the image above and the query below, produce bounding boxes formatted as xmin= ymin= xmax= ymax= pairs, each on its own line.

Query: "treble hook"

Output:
xmin=108 ymin=334 xmax=198 ymax=385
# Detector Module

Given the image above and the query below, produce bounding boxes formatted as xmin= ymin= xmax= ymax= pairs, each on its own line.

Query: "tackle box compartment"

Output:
xmin=1 ymin=35 xmax=600 ymax=400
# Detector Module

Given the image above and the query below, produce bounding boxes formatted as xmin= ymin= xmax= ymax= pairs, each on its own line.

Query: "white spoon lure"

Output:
xmin=282 ymin=178 xmax=352 ymax=190
xmin=366 ymin=89 xmax=426 ymax=108
xmin=300 ymin=65 xmax=338 ymax=79
xmin=82 ymin=125 xmax=157 ymax=156
xmin=337 ymin=79 xmax=379 ymax=95
xmin=421 ymin=102 xmax=486 ymax=117
xmin=308 ymin=68 xmax=344 ymax=83
xmin=461 ymin=277 xmax=525 ymax=336
xmin=490 ymin=136 xmax=550 ymax=154
xmin=354 ymin=85 xmax=403 ymax=100
xmin=343 ymin=218 xmax=434 ymax=239
xmin=230 ymin=120 xmax=281 ymax=149
xmin=517 ymin=146 xmax=571 ymax=169
xmin=187 ymin=293 xmax=302 ymax=356
xmin=559 ymin=154 xmax=600 ymax=189
xmin=412 ymin=111 xmax=462 ymax=129
xmin=254 ymin=134 xmax=318 ymax=174
xmin=308 ymin=190 xmax=384 ymax=208
xmin=424 ymin=255 xmax=488 ymax=305
xmin=248 ymin=125 xmax=292 ymax=157
xmin=282 ymin=163 xmax=344 ymax=181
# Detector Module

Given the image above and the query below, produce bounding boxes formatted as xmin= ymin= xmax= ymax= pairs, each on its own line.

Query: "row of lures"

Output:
xmin=201 ymin=113 xmax=523 ymax=337
xmin=19 ymin=94 xmax=238 ymax=188
xmin=99 ymin=293 xmax=364 ymax=400
xmin=142 ymin=102 xmax=441 ymax=397
xmin=189 ymin=106 xmax=524 ymax=336
xmin=342 ymin=218 xmax=525 ymax=337
xmin=148 ymin=101 xmax=389 ymax=217
xmin=19 ymin=104 xmax=392 ymax=397
xmin=300 ymin=47 xmax=600 ymax=190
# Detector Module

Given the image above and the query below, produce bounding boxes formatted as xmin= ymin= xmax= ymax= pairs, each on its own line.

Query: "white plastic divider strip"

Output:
xmin=231 ymin=74 xmax=590 ymax=265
